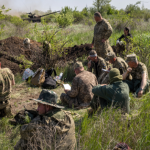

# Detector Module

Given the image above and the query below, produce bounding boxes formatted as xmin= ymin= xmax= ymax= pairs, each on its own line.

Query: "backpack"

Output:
xmin=42 ymin=68 xmax=57 ymax=89
xmin=31 ymin=68 xmax=45 ymax=86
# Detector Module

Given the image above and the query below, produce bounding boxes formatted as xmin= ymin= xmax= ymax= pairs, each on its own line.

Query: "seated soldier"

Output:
xmin=0 ymin=62 xmax=15 ymax=117
xmin=87 ymin=50 xmax=107 ymax=82
xmin=14 ymin=89 xmax=76 ymax=150
xmin=116 ymin=27 xmax=133 ymax=54
xmin=99 ymin=51 xmax=128 ymax=84
xmin=122 ymin=54 xmax=149 ymax=98
xmin=60 ymin=61 xmax=98 ymax=108
xmin=90 ymin=68 xmax=130 ymax=114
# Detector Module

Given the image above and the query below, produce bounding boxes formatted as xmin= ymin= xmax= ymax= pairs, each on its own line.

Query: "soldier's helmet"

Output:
xmin=105 ymin=51 xmax=116 ymax=61
xmin=74 ymin=61 xmax=83 ymax=69
xmin=126 ymin=53 xmax=137 ymax=63
xmin=31 ymin=89 xmax=64 ymax=109
xmin=23 ymin=38 xmax=30 ymax=44
xmin=89 ymin=50 xmax=97 ymax=57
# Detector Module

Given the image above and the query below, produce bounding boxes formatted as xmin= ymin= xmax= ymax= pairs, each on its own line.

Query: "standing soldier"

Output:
xmin=92 ymin=12 xmax=113 ymax=59
xmin=87 ymin=50 xmax=107 ymax=82
xmin=0 ymin=62 xmax=15 ymax=117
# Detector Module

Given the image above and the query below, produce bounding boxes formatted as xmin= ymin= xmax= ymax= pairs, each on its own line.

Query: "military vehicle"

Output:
xmin=23 ymin=11 xmax=60 ymax=22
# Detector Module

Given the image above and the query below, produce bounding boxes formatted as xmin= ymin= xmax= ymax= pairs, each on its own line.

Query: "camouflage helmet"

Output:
xmin=23 ymin=38 xmax=30 ymax=44
xmin=89 ymin=50 xmax=97 ymax=57
xmin=105 ymin=51 xmax=116 ymax=61
xmin=126 ymin=53 xmax=137 ymax=63
xmin=74 ymin=61 xmax=83 ymax=69
xmin=31 ymin=89 xmax=64 ymax=109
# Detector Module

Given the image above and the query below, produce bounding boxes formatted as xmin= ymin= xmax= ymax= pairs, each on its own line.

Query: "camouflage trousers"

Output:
xmin=60 ymin=93 xmax=79 ymax=108
xmin=123 ymin=79 xmax=149 ymax=97
xmin=94 ymin=40 xmax=113 ymax=59
xmin=98 ymin=73 xmax=109 ymax=84
xmin=0 ymin=100 xmax=12 ymax=117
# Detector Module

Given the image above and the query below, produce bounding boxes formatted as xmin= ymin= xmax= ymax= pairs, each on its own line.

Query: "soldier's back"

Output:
xmin=75 ymin=70 xmax=98 ymax=103
xmin=15 ymin=109 xmax=76 ymax=150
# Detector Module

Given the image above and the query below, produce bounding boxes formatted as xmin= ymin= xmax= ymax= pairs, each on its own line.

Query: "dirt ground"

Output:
xmin=10 ymin=83 xmax=64 ymax=115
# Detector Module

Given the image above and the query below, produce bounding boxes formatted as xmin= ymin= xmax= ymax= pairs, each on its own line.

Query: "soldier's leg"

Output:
xmin=0 ymin=100 xmax=12 ymax=117
xmin=101 ymin=74 xmax=109 ymax=84
xmin=123 ymin=80 xmax=134 ymax=92
xmin=60 ymin=93 xmax=79 ymax=108
xmin=90 ymin=95 xmax=100 ymax=111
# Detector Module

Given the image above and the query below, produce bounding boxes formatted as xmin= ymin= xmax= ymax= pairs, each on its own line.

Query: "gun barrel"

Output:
xmin=40 ymin=11 xmax=60 ymax=17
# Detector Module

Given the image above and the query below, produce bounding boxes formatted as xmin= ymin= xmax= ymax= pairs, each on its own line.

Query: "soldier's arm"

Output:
xmin=117 ymin=34 xmax=124 ymax=41
xmin=140 ymin=72 xmax=147 ymax=90
xmin=87 ymin=61 xmax=94 ymax=72
xmin=103 ymin=21 xmax=113 ymax=40
xmin=122 ymin=68 xmax=132 ymax=80
xmin=67 ymin=78 xmax=79 ymax=98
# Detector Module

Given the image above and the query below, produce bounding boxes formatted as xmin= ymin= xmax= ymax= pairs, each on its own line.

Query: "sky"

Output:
xmin=0 ymin=0 xmax=150 ymax=15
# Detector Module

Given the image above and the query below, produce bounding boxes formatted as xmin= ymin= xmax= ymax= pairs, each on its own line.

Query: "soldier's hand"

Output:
xmin=138 ymin=90 xmax=143 ymax=98
xmin=90 ymin=44 xmax=94 ymax=48
xmin=127 ymin=68 xmax=132 ymax=73
xmin=88 ymin=60 xmax=91 ymax=68
xmin=64 ymin=89 xmax=70 ymax=93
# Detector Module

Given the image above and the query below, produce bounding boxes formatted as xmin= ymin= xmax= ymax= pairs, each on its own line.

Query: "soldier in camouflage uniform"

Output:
xmin=99 ymin=51 xmax=128 ymax=84
xmin=87 ymin=50 xmax=107 ymax=82
xmin=122 ymin=54 xmax=149 ymax=97
xmin=0 ymin=64 xmax=15 ymax=117
xmin=14 ymin=89 xmax=76 ymax=150
xmin=92 ymin=12 xmax=113 ymax=59
xmin=60 ymin=61 xmax=98 ymax=108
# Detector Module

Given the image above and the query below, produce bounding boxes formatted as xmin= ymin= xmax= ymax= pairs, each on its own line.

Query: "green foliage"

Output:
xmin=93 ymin=0 xmax=111 ymax=14
xmin=56 ymin=7 xmax=74 ymax=27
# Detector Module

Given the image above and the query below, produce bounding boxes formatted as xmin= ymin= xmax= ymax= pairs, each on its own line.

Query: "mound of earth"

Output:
xmin=61 ymin=44 xmax=92 ymax=61
xmin=0 ymin=37 xmax=43 ymax=74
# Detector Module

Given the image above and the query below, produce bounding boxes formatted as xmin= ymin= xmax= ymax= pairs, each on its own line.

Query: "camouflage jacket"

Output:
xmin=88 ymin=56 xmax=107 ymax=78
xmin=0 ymin=68 xmax=14 ymax=109
xmin=67 ymin=70 xmax=98 ymax=104
xmin=14 ymin=109 xmax=76 ymax=150
xmin=92 ymin=19 xmax=113 ymax=45
xmin=130 ymin=62 xmax=148 ymax=80
xmin=113 ymin=57 xmax=128 ymax=75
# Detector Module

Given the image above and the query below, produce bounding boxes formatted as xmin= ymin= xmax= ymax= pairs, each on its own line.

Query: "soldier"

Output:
xmin=14 ymin=89 xmax=76 ymax=150
xmin=91 ymin=12 xmax=113 ymax=58
xmin=60 ymin=61 xmax=98 ymax=108
xmin=87 ymin=50 xmax=107 ymax=81
xmin=0 ymin=63 xmax=15 ymax=117
xmin=116 ymin=27 xmax=133 ymax=55
xmin=100 ymin=51 xmax=128 ymax=84
xmin=122 ymin=54 xmax=149 ymax=98
xmin=90 ymin=68 xmax=130 ymax=114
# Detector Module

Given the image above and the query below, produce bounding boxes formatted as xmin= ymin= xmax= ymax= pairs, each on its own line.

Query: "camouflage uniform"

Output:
xmin=0 ymin=68 xmax=14 ymax=117
xmin=92 ymin=19 xmax=113 ymax=58
xmin=60 ymin=70 xmax=98 ymax=108
xmin=124 ymin=54 xmax=149 ymax=97
xmin=14 ymin=89 xmax=76 ymax=150
xmin=88 ymin=56 xmax=107 ymax=79
xmin=99 ymin=52 xmax=128 ymax=84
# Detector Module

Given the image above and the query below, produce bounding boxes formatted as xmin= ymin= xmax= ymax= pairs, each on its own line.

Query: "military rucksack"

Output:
xmin=31 ymin=68 xmax=45 ymax=86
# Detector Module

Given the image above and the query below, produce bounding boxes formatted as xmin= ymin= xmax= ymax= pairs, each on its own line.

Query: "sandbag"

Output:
xmin=31 ymin=68 xmax=45 ymax=86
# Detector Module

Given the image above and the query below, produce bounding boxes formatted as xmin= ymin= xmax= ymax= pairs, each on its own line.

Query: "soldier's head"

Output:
xmin=124 ymin=27 xmax=129 ymax=35
xmin=105 ymin=51 xmax=116 ymax=64
xmin=31 ymin=89 xmax=64 ymax=115
xmin=89 ymin=50 xmax=98 ymax=62
xmin=126 ymin=54 xmax=138 ymax=68
xmin=94 ymin=12 xmax=102 ymax=22
xmin=74 ymin=61 xmax=84 ymax=75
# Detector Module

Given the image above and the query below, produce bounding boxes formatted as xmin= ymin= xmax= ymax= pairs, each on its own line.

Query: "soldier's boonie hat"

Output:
xmin=89 ymin=50 xmax=97 ymax=57
xmin=30 ymin=89 xmax=64 ymax=109
xmin=126 ymin=54 xmax=137 ymax=63
xmin=74 ymin=61 xmax=83 ymax=69
xmin=105 ymin=51 xmax=116 ymax=61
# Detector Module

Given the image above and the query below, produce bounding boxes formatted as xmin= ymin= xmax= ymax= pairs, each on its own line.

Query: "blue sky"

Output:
xmin=1 ymin=0 xmax=150 ymax=14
